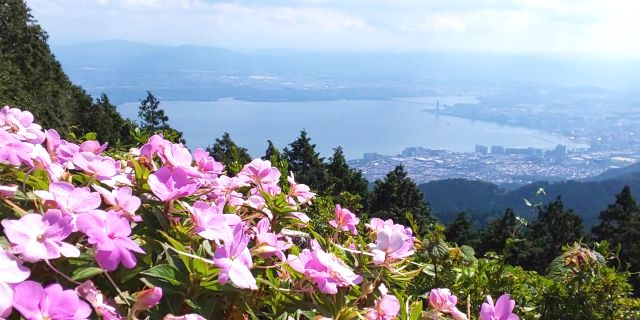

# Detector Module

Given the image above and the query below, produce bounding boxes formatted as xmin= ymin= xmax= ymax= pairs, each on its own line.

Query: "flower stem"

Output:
xmin=44 ymin=259 xmax=80 ymax=285
xmin=103 ymin=270 xmax=131 ymax=307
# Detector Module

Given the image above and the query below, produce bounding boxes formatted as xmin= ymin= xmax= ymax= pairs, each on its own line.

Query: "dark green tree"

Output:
xmin=368 ymin=165 xmax=434 ymax=232
xmin=476 ymin=208 xmax=521 ymax=256
xmin=283 ymin=130 xmax=328 ymax=191
xmin=76 ymin=93 xmax=136 ymax=145
xmin=592 ymin=186 xmax=640 ymax=294
xmin=327 ymin=146 xmax=369 ymax=199
xmin=444 ymin=212 xmax=477 ymax=246
xmin=138 ymin=91 xmax=168 ymax=132
xmin=207 ymin=132 xmax=251 ymax=176
xmin=263 ymin=140 xmax=278 ymax=161
xmin=0 ymin=0 xmax=132 ymax=140
xmin=517 ymin=198 xmax=584 ymax=272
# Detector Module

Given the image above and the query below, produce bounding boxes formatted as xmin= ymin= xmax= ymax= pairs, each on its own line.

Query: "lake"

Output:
xmin=117 ymin=97 xmax=587 ymax=160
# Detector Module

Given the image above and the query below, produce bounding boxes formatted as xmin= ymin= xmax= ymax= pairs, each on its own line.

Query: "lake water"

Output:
xmin=117 ymin=97 xmax=587 ymax=160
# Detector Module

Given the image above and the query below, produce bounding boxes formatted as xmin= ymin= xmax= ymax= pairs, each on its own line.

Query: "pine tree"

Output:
xmin=518 ymin=197 xmax=584 ymax=272
xmin=444 ymin=212 xmax=477 ymax=246
xmin=263 ymin=140 xmax=278 ymax=161
xmin=207 ymin=132 xmax=251 ymax=176
xmin=138 ymin=91 xmax=168 ymax=132
xmin=283 ymin=130 xmax=328 ymax=191
xmin=327 ymin=146 xmax=369 ymax=199
xmin=593 ymin=186 xmax=640 ymax=294
xmin=368 ymin=165 xmax=434 ymax=232
xmin=477 ymin=208 xmax=520 ymax=256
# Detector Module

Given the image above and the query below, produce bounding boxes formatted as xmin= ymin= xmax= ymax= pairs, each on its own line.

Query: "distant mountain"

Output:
xmin=51 ymin=40 xmax=640 ymax=104
xmin=582 ymin=162 xmax=640 ymax=182
xmin=421 ymin=171 xmax=640 ymax=228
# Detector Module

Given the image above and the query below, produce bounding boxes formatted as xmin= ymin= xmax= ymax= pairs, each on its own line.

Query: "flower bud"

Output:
xmin=133 ymin=287 xmax=162 ymax=311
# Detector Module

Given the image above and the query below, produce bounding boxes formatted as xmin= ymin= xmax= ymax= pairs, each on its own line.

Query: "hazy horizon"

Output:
xmin=28 ymin=0 xmax=640 ymax=59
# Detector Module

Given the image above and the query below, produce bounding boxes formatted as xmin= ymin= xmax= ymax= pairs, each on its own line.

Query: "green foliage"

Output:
xmin=206 ymin=132 xmax=252 ymax=175
xmin=0 ymin=0 xmax=133 ymax=143
xmin=368 ymin=165 xmax=435 ymax=233
xmin=137 ymin=91 xmax=184 ymax=143
xmin=444 ymin=212 xmax=478 ymax=247
xmin=327 ymin=147 xmax=369 ymax=200
xmin=284 ymin=130 xmax=329 ymax=191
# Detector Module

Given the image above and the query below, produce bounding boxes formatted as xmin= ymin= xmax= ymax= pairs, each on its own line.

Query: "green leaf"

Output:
xmin=409 ymin=300 xmax=423 ymax=320
xmin=141 ymin=264 xmax=182 ymax=285
xmin=71 ymin=267 xmax=104 ymax=281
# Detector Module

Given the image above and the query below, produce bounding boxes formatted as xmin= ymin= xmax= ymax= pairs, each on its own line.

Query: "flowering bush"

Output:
xmin=1 ymin=104 xmax=521 ymax=319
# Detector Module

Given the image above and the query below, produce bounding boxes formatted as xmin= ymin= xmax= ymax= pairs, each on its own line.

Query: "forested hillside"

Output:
xmin=0 ymin=0 xmax=133 ymax=144
xmin=421 ymin=172 xmax=640 ymax=227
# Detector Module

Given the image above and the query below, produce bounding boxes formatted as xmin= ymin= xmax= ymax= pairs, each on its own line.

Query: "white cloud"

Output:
xmin=24 ymin=0 xmax=640 ymax=57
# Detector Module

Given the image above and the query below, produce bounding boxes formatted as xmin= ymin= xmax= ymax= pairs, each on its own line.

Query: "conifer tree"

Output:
xmin=207 ymin=132 xmax=251 ymax=176
xmin=283 ymin=130 xmax=328 ymax=191
xmin=444 ymin=212 xmax=477 ymax=246
xmin=593 ymin=186 xmax=640 ymax=294
xmin=327 ymin=146 xmax=369 ymax=198
xmin=518 ymin=198 xmax=584 ymax=272
xmin=138 ymin=91 xmax=168 ymax=132
xmin=477 ymin=208 xmax=520 ymax=256
xmin=368 ymin=165 xmax=434 ymax=232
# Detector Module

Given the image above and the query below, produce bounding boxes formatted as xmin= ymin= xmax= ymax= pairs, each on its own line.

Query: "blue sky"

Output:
xmin=27 ymin=0 xmax=640 ymax=57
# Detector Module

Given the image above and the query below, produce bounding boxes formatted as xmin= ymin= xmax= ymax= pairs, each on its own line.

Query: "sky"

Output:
xmin=26 ymin=0 xmax=640 ymax=57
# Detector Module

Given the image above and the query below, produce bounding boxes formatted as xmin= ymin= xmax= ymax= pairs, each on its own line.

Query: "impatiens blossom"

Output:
xmin=147 ymin=166 xmax=198 ymax=202
xmin=0 ymin=248 xmax=31 ymax=318
xmin=287 ymin=172 xmax=314 ymax=205
xmin=12 ymin=281 xmax=92 ymax=320
xmin=367 ymin=218 xmax=414 ymax=265
xmin=29 ymin=144 xmax=64 ymax=181
xmin=288 ymin=240 xmax=363 ymax=294
xmin=0 ymin=106 xmax=45 ymax=144
xmin=44 ymin=129 xmax=80 ymax=166
xmin=163 ymin=314 xmax=207 ymax=320
xmin=34 ymin=181 xmax=101 ymax=217
xmin=253 ymin=217 xmax=291 ymax=261
xmin=132 ymin=287 xmax=162 ymax=313
xmin=480 ymin=294 xmax=519 ymax=320
xmin=329 ymin=204 xmax=359 ymax=235
xmin=193 ymin=147 xmax=224 ymax=176
xmin=0 ymin=130 xmax=33 ymax=167
xmin=237 ymin=158 xmax=280 ymax=187
xmin=76 ymin=281 xmax=123 ymax=320
xmin=365 ymin=284 xmax=400 ymax=320
xmin=79 ymin=140 xmax=108 ymax=154
xmin=428 ymin=288 xmax=468 ymax=320
xmin=0 ymin=184 xmax=17 ymax=198
xmin=187 ymin=200 xmax=241 ymax=244
xmin=76 ymin=211 xmax=145 ymax=271
xmin=72 ymin=152 xmax=118 ymax=180
xmin=214 ymin=224 xmax=258 ymax=290
xmin=2 ymin=210 xmax=79 ymax=262
xmin=93 ymin=185 xmax=142 ymax=222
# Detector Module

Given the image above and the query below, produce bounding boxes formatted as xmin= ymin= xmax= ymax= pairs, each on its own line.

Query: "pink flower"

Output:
xmin=78 ymin=140 xmax=108 ymax=154
xmin=0 ymin=106 xmax=45 ymax=144
xmin=367 ymin=218 xmax=414 ymax=265
xmin=0 ymin=184 xmax=17 ymax=198
xmin=34 ymin=181 xmax=101 ymax=216
xmin=93 ymin=185 xmax=142 ymax=222
xmin=237 ymin=159 xmax=281 ymax=187
xmin=2 ymin=210 xmax=79 ymax=262
xmin=147 ymin=166 xmax=198 ymax=202
xmin=76 ymin=281 xmax=123 ymax=320
xmin=164 ymin=314 xmax=207 ymax=320
xmin=72 ymin=152 xmax=118 ymax=179
xmin=0 ymin=248 xmax=31 ymax=318
xmin=132 ymin=287 xmax=163 ymax=312
xmin=76 ymin=211 xmax=145 ymax=271
xmin=253 ymin=217 xmax=291 ymax=261
xmin=428 ymin=288 xmax=468 ymax=320
xmin=12 ymin=281 xmax=92 ymax=320
xmin=287 ymin=172 xmax=315 ymax=205
xmin=139 ymin=134 xmax=167 ymax=158
xmin=480 ymin=294 xmax=519 ymax=320
xmin=44 ymin=129 xmax=80 ymax=166
xmin=365 ymin=284 xmax=400 ymax=320
xmin=193 ymin=148 xmax=224 ymax=176
xmin=214 ymin=224 xmax=257 ymax=290
xmin=29 ymin=145 xmax=64 ymax=181
xmin=187 ymin=201 xmax=241 ymax=244
xmin=329 ymin=204 xmax=359 ymax=235
xmin=0 ymin=130 xmax=34 ymax=167
xmin=288 ymin=240 xmax=362 ymax=294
